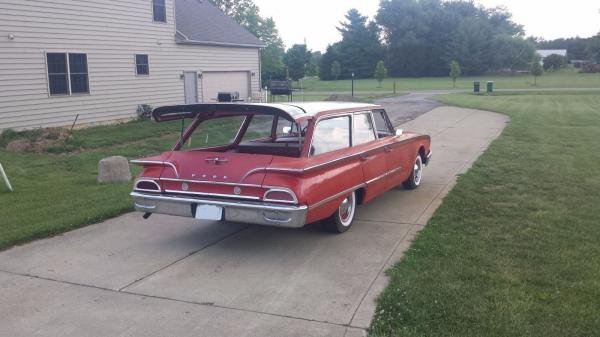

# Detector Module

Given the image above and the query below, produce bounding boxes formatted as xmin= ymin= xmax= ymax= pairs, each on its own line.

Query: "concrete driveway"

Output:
xmin=0 ymin=105 xmax=508 ymax=337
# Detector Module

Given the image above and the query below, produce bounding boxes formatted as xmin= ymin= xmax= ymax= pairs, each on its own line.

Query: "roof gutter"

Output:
xmin=175 ymin=31 xmax=265 ymax=48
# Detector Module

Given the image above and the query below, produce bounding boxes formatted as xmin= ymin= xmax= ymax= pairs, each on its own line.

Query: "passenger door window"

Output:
xmin=353 ymin=113 xmax=376 ymax=145
xmin=310 ymin=116 xmax=350 ymax=156
xmin=372 ymin=109 xmax=394 ymax=137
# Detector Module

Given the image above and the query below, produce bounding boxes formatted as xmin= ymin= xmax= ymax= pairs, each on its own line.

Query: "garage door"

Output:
xmin=201 ymin=71 xmax=249 ymax=102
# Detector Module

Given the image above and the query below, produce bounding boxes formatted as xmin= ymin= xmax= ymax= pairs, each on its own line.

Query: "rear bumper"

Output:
xmin=131 ymin=191 xmax=308 ymax=228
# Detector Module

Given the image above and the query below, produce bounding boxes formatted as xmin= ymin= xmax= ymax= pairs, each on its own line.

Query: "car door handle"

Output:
xmin=384 ymin=146 xmax=392 ymax=153
xmin=359 ymin=153 xmax=368 ymax=162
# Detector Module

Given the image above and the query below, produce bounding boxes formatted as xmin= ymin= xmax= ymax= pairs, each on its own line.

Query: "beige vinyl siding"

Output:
xmin=0 ymin=0 xmax=261 ymax=130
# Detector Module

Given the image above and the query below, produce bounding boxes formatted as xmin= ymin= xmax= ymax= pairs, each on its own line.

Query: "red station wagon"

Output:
xmin=131 ymin=102 xmax=431 ymax=233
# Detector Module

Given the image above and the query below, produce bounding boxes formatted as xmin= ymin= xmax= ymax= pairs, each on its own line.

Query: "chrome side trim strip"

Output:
xmin=131 ymin=160 xmax=180 ymax=178
xmin=365 ymin=167 xmax=403 ymax=185
xmin=159 ymin=177 xmax=262 ymax=188
xmin=131 ymin=191 xmax=307 ymax=212
xmin=309 ymin=183 xmax=365 ymax=210
xmin=164 ymin=189 xmax=260 ymax=200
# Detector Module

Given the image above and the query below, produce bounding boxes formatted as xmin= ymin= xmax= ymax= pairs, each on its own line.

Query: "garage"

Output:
xmin=201 ymin=71 xmax=250 ymax=102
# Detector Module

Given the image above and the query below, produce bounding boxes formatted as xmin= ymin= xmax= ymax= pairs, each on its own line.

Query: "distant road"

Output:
xmin=302 ymin=87 xmax=600 ymax=96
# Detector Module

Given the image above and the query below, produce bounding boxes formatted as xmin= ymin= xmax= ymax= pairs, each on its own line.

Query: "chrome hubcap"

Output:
xmin=414 ymin=156 xmax=423 ymax=185
xmin=339 ymin=192 xmax=355 ymax=226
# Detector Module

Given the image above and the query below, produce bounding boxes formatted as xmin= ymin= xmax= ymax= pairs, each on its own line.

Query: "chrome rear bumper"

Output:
xmin=131 ymin=191 xmax=307 ymax=228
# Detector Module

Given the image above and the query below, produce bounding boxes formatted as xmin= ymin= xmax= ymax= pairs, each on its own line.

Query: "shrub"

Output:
xmin=581 ymin=63 xmax=600 ymax=73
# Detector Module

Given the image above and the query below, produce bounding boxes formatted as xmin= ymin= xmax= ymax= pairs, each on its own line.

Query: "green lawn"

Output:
xmin=369 ymin=91 xmax=600 ymax=336
xmin=301 ymin=69 xmax=600 ymax=94
xmin=0 ymin=118 xmax=243 ymax=250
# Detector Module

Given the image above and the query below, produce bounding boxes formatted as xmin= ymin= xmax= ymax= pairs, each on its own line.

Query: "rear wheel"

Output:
xmin=403 ymin=154 xmax=423 ymax=190
xmin=324 ymin=191 xmax=356 ymax=233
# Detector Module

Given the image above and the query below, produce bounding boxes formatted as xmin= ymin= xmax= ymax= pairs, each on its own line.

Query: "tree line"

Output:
xmin=210 ymin=0 xmax=600 ymax=84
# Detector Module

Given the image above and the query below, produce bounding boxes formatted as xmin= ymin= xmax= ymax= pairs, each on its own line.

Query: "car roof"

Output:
xmin=280 ymin=102 xmax=379 ymax=118
xmin=151 ymin=102 xmax=379 ymax=123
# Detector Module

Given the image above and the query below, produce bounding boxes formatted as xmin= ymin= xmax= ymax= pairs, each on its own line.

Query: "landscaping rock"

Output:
xmin=97 ymin=156 xmax=131 ymax=183
xmin=6 ymin=139 xmax=32 ymax=152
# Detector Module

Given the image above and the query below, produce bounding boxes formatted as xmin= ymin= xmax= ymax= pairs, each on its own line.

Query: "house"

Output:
xmin=0 ymin=0 xmax=265 ymax=130
xmin=536 ymin=49 xmax=568 ymax=62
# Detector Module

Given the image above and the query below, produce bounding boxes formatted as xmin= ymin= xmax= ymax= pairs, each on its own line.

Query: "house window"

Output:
xmin=46 ymin=52 xmax=89 ymax=95
xmin=152 ymin=0 xmax=166 ymax=22
xmin=69 ymin=54 xmax=89 ymax=93
xmin=135 ymin=54 xmax=150 ymax=75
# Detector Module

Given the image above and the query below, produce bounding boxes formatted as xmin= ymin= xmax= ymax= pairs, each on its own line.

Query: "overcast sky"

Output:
xmin=253 ymin=0 xmax=600 ymax=52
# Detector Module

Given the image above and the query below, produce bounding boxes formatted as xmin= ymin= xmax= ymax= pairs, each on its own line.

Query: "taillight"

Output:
xmin=263 ymin=188 xmax=297 ymax=204
xmin=135 ymin=179 xmax=161 ymax=192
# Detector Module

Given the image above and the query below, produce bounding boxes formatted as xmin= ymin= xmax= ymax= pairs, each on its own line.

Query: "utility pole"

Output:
xmin=351 ymin=72 xmax=355 ymax=98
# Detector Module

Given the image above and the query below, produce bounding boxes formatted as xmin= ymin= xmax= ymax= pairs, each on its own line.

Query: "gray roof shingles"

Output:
xmin=175 ymin=0 xmax=265 ymax=47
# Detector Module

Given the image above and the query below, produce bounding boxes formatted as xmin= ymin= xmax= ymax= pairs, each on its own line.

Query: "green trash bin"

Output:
xmin=486 ymin=81 xmax=494 ymax=93
xmin=473 ymin=81 xmax=480 ymax=93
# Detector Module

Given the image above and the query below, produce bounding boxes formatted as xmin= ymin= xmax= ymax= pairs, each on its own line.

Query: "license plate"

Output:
xmin=195 ymin=204 xmax=223 ymax=220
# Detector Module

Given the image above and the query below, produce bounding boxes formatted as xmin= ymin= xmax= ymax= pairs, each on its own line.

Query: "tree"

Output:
xmin=336 ymin=9 xmax=383 ymax=79
xmin=492 ymin=35 xmax=536 ymax=72
xmin=449 ymin=60 xmax=461 ymax=88
xmin=586 ymin=33 xmax=600 ymax=63
xmin=319 ymin=43 xmax=341 ymax=80
xmin=376 ymin=0 xmax=524 ymax=76
xmin=374 ymin=61 xmax=388 ymax=87
xmin=284 ymin=44 xmax=311 ymax=82
xmin=209 ymin=0 xmax=285 ymax=86
xmin=331 ymin=61 xmax=342 ymax=80
xmin=543 ymin=54 xmax=567 ymax=71
xmin=307 ymin=51 xmax=322 ymax=77
xmin=530 ymin=56 xmax=544 ymax=86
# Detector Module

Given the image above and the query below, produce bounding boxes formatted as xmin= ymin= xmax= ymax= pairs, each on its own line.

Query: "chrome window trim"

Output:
xmin=134 ymin=179 xmax=162 ymax=193
xmin=131 ymin=160 xmax=179 ymax=178
xmin=164 ymin=189 xmax=260 ymax=200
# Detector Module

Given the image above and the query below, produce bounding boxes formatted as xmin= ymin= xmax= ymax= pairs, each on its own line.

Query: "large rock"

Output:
xmin=97 ymin=156 xmax=131 ymax=183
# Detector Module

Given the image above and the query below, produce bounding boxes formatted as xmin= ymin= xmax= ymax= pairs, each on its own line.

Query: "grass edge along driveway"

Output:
xmin=369 ymin=91 xmax=600 ymax=337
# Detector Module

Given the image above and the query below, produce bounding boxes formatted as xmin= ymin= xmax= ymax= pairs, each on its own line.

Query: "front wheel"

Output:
xmin=403 ymin=154 xmax=423 ymax=190
xmin=324 ymin=191 xmax=357 ymax=233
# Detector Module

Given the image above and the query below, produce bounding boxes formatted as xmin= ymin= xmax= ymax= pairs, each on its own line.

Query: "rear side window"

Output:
xmin=373 ymin=109 xmax=394 ymax=137
xmin=241 ymin=115 xmax=274 ymax=142
xmin=310 ymin=116 xmax=350 ymax=156
xmin=182 ymin=116 xmax=245 ymax=150
xmin=353 ymin=113 xmax=376 ymax=145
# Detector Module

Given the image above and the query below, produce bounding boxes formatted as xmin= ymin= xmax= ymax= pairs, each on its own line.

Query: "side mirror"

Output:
xmin=395 ymin=128 xmax=403 ymax=136
xmin=282 ymin=126 xmax=292 ymax=134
